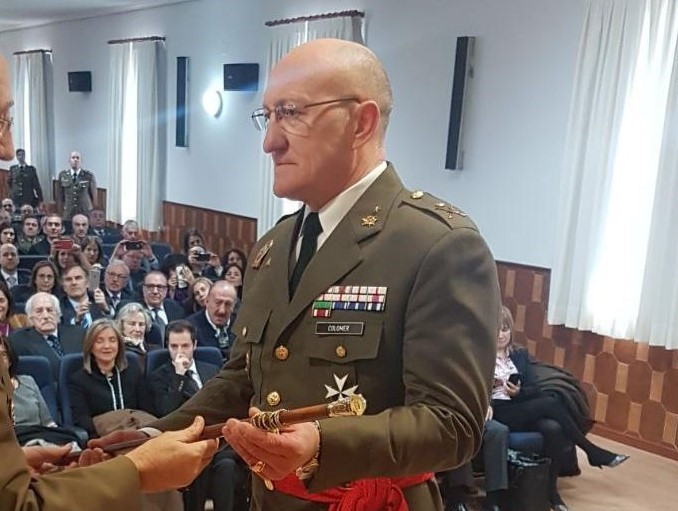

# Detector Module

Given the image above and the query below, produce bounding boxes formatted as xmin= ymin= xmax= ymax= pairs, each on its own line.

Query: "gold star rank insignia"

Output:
xmin=325 ymin=373 xmax=359 ymax=400
xmin=361 ymin=206 xmax=381 ymax=228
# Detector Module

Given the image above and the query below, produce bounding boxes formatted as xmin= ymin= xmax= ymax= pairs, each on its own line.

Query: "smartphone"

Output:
xmin=53 ymin=238 xmax=73 ymax=251
xmin=508 ymin=373 xmax=522 ymax=385
xmin=125 ymin=240 xmax=143 ymax=250
xmin=88 ymin=267 xmax=101 ymax=292
xmin=195 ymin=252 xmax=211 ymax=262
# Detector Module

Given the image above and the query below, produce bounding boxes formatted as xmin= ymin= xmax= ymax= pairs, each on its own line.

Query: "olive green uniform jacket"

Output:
xmin=0 ymin=362 xmax=141 ymax=511
xmin=153 ymin=164 xmax=501 ymax=510
xmin=57 ymin=169 xmax=97 ymax=220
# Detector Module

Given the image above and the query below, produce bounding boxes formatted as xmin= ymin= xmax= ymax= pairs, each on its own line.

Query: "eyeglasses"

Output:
xmin=251 ymin=97 xmax=360 ymax=135
xmin=106 ymin=272 xmax=128 ymax=281
xmin=144 ymin=284 xmax=168 ymax=291
xmin=0 ymin=116 xmax=13 ymax=136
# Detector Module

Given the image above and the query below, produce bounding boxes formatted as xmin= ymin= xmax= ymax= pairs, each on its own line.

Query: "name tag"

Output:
xmin=316 ymin=322 xmax=364 ymax=336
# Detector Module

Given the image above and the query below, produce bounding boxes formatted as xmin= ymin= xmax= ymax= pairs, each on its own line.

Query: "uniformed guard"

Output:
xmin=58 ymin=151 xmax=98 ymax=220
xmin=8 ymin=148 xmax=43 ymax=208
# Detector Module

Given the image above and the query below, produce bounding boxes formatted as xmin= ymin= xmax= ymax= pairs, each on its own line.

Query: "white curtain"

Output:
xmin=107 ymin=40 xmax=165 ymax=230
xmin=257 ymin=15 xmax=365 ymax=236
xmin=13 ymin=52 xmax=54 ymax=200
xmin=549 ymin=0 xmax=678 ymax=349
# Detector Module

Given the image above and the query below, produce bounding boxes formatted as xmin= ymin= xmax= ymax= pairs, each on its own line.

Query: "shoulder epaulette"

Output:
xmin=400 ymin=190 xmax=478 ymax=231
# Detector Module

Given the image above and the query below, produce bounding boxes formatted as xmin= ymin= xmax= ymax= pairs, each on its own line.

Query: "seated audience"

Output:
xmin=492 ymin=306 xmax=629 ymax=511
xmin=222 ymin=263 xmax=243 ymax=301
xmin=187 ymin=245 xmax=222 ymax=280
xmin=101 ymin=260 xmax=133 ymax=312
xmin=16 ymin=215 xmax=44 ymax=254
xmin=18 ymin=203 xmax=35 ymax=219
xmin=188 ymin=281 xmax=237 ymax=361
xmin=1 ymin=243 xmax=28 ymax=289
xmin=184 ymin=277 xmax=212 ymax=315
xmin=67 ymin=318 xmax=153 ymax=436
xmin=89 ymin=208 xmax=119 ymax=238
xmin=163 ymin=257 xmax=193 ymax=306
xmin=222 ymin=248 xmax=247 ymax=270
xmin=1 ymin=198 xmax=15 ymax=219
xmin=0 ymin=209 xmax=11 ymax=225
xmin=116 ymin=301 xmax=158 ymax=362
xmin=70 ymin=213 xmax=90 ymax=246
xmin=0 ymin=281 xmax=28 ymax=336
xmin=29 ymin=214 xmax=63 ymax=256
xmin=149 ymin=320 xmax=246 ymax=511
xmin=59 ymin=264 xmax=107 ymax=328
xmin=10 ymin=292 xmax=85 ymax=376
xmin=12 ymin=260 xmax=60 ymax=303
xmin=121 ymin=249 xmax=147 ymax=289
xmin=0 ymin=222 xmax=16 ymax=245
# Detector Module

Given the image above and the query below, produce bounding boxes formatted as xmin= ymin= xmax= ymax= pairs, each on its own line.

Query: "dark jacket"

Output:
xmin=149 ymin=360 xmax=219 ymax=417
xmin=67 ymin=358 xmax=152 ymax=436
xmin=10 ymin=325 xmax=85 ymax=376
xmin=187 ymin=309 xmax=237 ymax=361
xmin=8 ymin=164 xmax=43 ymax=207
xmin=59 ymin=293 xmax=108 ymax=327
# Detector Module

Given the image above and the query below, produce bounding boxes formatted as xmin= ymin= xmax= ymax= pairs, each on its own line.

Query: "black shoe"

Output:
xmin=552 ymin=504 xmax=570 ymax=511
xmin=588 ymin=451 xmax=630 ymax=468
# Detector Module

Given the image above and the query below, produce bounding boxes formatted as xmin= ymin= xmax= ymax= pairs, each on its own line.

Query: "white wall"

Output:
xmin=0 ymin=0 xmax=585 ymax=268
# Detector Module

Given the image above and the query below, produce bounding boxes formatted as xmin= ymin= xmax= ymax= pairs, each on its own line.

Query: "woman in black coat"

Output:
xmin=492 ymin=306 xmax=629 ymax=511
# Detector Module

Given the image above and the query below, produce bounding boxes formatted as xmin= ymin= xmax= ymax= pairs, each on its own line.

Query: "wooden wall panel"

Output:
xmin=497 ymin=261 xmax=678 ymax=461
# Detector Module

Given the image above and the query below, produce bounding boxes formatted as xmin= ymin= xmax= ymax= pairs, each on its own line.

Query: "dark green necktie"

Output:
xmin=289 ymin=212 xmax=322 ymax=296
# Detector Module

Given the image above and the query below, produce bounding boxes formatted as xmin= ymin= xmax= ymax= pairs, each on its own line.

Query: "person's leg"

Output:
xmin=482 ymin=419 xmax=509 ymax=509
xmin=536 ymin=418 xmax=569 ymax=509
xmin=208 ymin=450 xmax=237 ymax=511
xmin=440 ymin=463 xmax=474 ymax=510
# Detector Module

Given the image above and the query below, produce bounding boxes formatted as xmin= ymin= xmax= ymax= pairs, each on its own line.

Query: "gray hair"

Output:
xmin=122 ymin=220 xmax=139 ymax=232
xmin=25 ymin=292 xmax=62 ymax=320
xmin=116 ymin=301 xmax=152 ymax=333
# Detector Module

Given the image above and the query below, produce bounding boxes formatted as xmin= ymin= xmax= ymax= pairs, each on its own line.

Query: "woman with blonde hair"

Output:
xmin=67 ymin=318 xmax=152 ymax=436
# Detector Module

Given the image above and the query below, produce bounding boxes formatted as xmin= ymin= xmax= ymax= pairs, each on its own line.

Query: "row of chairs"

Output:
xmin=16 ymin=346 xmax=223 ymax=440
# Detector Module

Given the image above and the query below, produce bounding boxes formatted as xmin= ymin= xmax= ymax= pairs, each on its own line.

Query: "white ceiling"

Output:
xmin=0 ymin=0 xmax=197 ymax=33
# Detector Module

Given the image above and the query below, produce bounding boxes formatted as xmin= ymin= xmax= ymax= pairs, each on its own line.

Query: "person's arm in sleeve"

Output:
xmin=89 ymin=173 xmax=98 ymax=209
xmin=33 ymin=169 xmax=44 ymax=203
xmin=23 ymin=376 xmax=57 ymax=427
xmin=67 ymin=372 xmax=96 ymax=436
xmin=149 ymin=369 xmax=191 ymax=418
xmin=309 ymin=227 xmax=501 ymax=491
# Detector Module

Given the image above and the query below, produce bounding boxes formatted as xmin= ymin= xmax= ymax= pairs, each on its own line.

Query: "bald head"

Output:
xmin=273 ymin=39 xmax=393 ymax=141
xmin=0 ymin=53 xmax=14 ymax=162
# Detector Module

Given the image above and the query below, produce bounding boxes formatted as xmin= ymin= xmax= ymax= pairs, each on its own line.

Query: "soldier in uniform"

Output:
xmin=57 ymin=151 xmax=97 ymax=220
xmin=8 ymin=148 xmax=43 ymax=209
xmin=97 ymin=39 xmax=501 ymax=510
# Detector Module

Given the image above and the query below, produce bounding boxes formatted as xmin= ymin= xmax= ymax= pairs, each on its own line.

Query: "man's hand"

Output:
xmin=173 ymin=354 xmax=190 ymax=375
xmin=140 ymin=240 xmax=153 ymax=259
xmin=125 ymin=416 xmax=218 ymax=493
xmin=93 ymin=288 xmax=110 ymax=313
xmin=74 ymin=302 xmax=90 ymax=323
xmin=111 ymin=240 xmax=127 ymax=260
xmin=222 ymin=407 xmax=319 ymax=481
xmin=208 ymin=253 xmax=220 ymax=268
xmin=23 ymin=445 xmax=72 ymax=475
xmin=88 ymin=429 xmax=148 ymax=452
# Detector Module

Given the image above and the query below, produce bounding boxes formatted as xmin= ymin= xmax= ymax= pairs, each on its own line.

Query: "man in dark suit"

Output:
xmin=149 ymin=320 xmax=246 ymax=511
xmin=10 ymin=292 xmax=85 ymax=376
xmin=119 ymin=271 xmax=185 ymax=346
xmin=187 ymin=281 xmax=237 ymax=361
xmin=100 ymin=260 xmax=133 ymax=313
xmin=29 ymin=214 xmax=63 ymax=256
xmin=17 ymin=215 xmax=45 ymax=255
xmin=8 ymin=148 xmax=43 ymax=209
xmin=0 ymin=243 xmax=29 ymax=289
xmin=89 ymin=208 xmax=119 ymax=238
xmin=59 ymin=264 xmax=107 ymax=327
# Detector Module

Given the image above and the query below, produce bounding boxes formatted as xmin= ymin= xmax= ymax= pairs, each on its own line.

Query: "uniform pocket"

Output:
xmin=305 ymin=318 xmax=383 ymax=365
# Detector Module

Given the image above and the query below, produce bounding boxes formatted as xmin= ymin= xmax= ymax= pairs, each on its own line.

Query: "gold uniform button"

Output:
xmin=242 ymin=326 xmax=248 ymax=337
xmin=275 ymin=345 xmax=289 ymax=360
xmin=266 ymin=391 xmax=281 ymax=407
xmin=335 ymin=345 xmax=347 ymax=358
xmin=411 ymin=190 xmax=424 ymax=199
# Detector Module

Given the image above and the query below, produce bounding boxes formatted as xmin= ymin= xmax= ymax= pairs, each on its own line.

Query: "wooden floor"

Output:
xmin=557 ymin=435 xmax=678 ymax=511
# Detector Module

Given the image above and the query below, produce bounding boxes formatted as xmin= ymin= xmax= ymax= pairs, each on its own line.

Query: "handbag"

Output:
xmin=92 ymin=409 xmax=157 ymax=436
xmin=499 ymin=449 xmax=551 ymax=511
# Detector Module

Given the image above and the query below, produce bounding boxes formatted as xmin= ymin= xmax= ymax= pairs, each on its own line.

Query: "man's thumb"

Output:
xmin=171 ymin=415 xmax=205 ymax=442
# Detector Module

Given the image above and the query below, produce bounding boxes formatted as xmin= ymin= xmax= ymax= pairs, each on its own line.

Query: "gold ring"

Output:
xmin=251 ymin=460 xmax=266 ymax=474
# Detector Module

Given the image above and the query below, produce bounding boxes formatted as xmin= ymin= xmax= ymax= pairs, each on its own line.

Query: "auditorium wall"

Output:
xmin=0 ymin=0 xmax=584 ymax=268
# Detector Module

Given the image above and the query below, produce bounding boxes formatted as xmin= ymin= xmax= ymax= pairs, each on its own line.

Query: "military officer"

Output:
xmin=96 ymin=39 xmax=500 ymax=511
xmin=57 ymin=151 xmax=97 ymax=220
xmin=0 ymin=50 xmax=219 ymax=511
xmin=8 ymin=148 xmax=44 ymax=209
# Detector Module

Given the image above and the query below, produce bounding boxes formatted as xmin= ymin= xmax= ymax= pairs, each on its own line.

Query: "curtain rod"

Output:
xmin=13 ymin=49 xmax=52 ymax=55
xmin=108 ymin=36 xmax=165 ymax=45
xmin=265 ymin=10 xmax=364 ymax=27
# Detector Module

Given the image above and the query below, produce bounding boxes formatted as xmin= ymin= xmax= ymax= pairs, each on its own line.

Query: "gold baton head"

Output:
xmin=327 ymin=394 xmax=367 ymax=417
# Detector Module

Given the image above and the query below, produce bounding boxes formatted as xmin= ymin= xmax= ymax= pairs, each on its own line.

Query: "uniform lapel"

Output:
xmin=277 ymin=165 xmax=404 ymax=337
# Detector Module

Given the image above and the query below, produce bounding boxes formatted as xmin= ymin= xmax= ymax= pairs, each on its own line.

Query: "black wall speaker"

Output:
xmin=68 ymin=71 xmax=92 ymax=92
xmin=176 ymin=56 xmax=189 ymax=148
xmin=445 ymin=36 xmax=476 ymax=170
xmin=223 ymin=63 xmax=259 ymax=92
